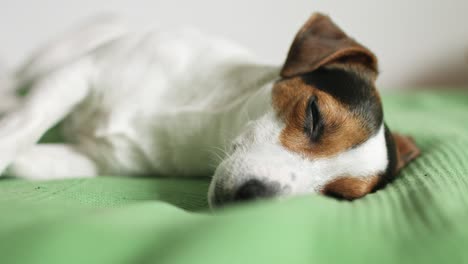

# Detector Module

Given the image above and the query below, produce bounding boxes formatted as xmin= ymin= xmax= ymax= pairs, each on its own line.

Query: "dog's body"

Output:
xmin=3 ymin=19 xmax=273 ymax=176
xmin=1 ymin=14 xmax=419 ymax=207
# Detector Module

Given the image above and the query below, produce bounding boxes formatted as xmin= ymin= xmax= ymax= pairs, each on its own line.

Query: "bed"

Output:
xmin=1 ymin=91 xmax=467 ymax=264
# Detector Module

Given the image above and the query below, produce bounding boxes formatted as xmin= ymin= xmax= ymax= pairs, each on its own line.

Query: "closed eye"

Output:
xmin=304 ymin=96 xmax=324 ymax=142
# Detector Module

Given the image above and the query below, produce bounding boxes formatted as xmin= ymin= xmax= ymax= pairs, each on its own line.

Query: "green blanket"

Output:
xmin=1 ymin=91 xmax=468 ymax=264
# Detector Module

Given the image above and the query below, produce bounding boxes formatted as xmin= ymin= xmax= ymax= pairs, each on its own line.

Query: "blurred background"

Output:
xmin=0 ymin=0 xmax=467 ymax=89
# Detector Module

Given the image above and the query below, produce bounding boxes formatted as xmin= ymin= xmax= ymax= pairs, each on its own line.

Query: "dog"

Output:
xmin=0 ymin=13 xmax=420 ymax=208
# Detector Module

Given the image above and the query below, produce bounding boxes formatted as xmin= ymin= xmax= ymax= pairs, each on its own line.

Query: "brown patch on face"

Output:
xmin=272 ymin=76 xmax=373 ymax=159
xmin=321 ymin=176 xmax=380 ymax=200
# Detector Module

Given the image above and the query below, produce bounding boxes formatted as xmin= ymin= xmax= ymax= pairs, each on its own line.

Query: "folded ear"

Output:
xmin=392 ymin=133 xmax=421 ymax=173
xmin=281 ymin=13 xmax=378 ymax=78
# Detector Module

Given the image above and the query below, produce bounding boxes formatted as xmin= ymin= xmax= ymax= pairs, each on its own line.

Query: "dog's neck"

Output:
xmin=211 ymin=64 xmax=279 ymax=152
xmin=116 ymin=63 xmax=279 ymax=176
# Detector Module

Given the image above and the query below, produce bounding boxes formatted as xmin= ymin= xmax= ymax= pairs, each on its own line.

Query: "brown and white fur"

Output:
xmin=0 ymin=13 xmax=419 ymax=208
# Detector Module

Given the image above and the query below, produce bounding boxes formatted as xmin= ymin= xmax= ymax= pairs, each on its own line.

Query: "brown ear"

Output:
xmin=392 ymin=133 xmax=421 ymax=173
xmin=281 ymin=13 xmax=378 ymax=78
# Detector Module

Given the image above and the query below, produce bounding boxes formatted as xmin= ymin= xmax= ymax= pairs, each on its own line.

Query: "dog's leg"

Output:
xmin=0 ymin=59 xmax=93 ymax=175
xmin=5 ymin=144 xmax=98 ymax=180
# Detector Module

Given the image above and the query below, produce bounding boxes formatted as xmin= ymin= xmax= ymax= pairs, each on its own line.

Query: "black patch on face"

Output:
xmin=301 ymin=67 xmax=383 ymax=136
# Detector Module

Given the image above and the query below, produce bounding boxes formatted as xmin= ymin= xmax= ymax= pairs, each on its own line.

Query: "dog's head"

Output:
xmin=208 ymin=13 xmax=420 ymax=208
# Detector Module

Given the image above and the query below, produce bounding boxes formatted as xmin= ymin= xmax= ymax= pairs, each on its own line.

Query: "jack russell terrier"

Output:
xmin=0 ymin=13 xmax=420 ymax=208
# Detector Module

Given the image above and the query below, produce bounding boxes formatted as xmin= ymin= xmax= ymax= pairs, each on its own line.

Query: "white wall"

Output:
xmin=1 ymin=0 xmax=467 ymax=88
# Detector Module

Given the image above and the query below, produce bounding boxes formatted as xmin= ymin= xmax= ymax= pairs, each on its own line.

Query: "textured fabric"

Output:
xmin=1 ymin=91 xmax=468 ymax=264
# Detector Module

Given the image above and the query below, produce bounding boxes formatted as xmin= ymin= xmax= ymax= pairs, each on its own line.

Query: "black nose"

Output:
xmin=233 ymin=179 xmax=275 ymax=202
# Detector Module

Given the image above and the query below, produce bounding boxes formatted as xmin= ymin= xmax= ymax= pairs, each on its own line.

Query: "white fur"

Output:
xmin=0 ymin=18 xmax=388 ymax=207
